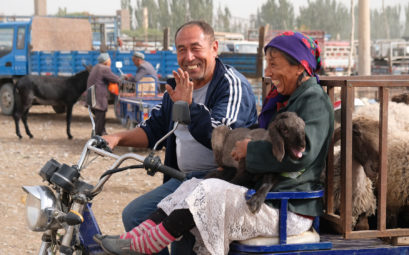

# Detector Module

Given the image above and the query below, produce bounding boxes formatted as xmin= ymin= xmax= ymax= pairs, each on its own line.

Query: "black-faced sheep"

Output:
xmin=330 ymin=101 xmax=409 ymax=229
xmin=207 ymin=111 xmax=306 ymax=213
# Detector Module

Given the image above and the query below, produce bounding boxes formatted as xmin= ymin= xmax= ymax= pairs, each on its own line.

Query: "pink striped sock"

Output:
xmin=120 ymin=219 xmax=156 ymax=240
xmin=130 ymin=223 xmax=176 ymax=254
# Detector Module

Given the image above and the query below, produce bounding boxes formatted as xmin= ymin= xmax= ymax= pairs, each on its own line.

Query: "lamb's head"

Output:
xmin=268 ymin=112 xmax=306 ymax=162
xmin=352 ymin=118 xmax=380 ymax=181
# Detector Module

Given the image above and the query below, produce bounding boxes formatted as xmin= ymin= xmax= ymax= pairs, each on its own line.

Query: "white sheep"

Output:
xmin=330 ymin=101 xmax=409 ymax=229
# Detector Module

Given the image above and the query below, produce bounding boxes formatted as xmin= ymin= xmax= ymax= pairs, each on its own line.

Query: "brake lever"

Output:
xmin=91 ymin=135 xmax=113 ymax=153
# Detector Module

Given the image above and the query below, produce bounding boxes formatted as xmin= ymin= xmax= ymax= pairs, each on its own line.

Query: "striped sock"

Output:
xmin=130 ymin=223 xmax=176 ymax=254
xmin=120 ymin=219 xmax=156 ymax=240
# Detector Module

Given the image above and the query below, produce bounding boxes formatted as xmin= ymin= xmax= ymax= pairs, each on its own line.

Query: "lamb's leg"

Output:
xmin=21 ymin=109 xmax=33 ymax=138
xmin=204 ymin=166 xmax=237 ymax=181
xmin=230 ymin=159 xmax=253 ymax=186
xmin=246 ymin=174 xmax=277 ymax=214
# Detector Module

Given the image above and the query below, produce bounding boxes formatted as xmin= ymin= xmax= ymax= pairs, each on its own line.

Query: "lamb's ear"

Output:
xmin=270 ymin=127 xmax=285 ymax=162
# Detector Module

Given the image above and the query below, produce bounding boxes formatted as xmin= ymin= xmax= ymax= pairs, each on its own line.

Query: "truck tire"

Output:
xmin=52 ymin=105 xmax=66 ymax=114
xmin=0 ymin=83 xmax=14 ymax=115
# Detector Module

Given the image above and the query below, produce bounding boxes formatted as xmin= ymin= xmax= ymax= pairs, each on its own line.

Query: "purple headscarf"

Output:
xmin=258 ymin=31 xmax=321 ymax=129
xmin=264 ymin=31 xmax=321 ymax=78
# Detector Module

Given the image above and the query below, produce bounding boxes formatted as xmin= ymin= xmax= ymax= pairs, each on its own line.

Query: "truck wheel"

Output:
xmin=0 ymin=83 xmax=14 ymax=115
xmin=52 ymin=105 xmax=66 ymax=114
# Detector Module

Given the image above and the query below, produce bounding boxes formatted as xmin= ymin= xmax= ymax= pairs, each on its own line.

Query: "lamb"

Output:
xmin=330 ymin=101 xmax=409 ymax=229
xmin=207 ymin=111 xmax=306 ymax=214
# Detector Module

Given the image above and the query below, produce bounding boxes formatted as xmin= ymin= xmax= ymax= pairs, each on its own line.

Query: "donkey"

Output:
xmin=13 ymin=65 xmax=92 ymax=139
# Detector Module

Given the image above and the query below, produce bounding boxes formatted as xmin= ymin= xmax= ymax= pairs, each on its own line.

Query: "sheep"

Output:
xmin=330 ymin=101 xmax=409 ymax=229
xmin=207 ymin=111 xmax=306 ymax=214
xmin=392 ymin=92 xmax=409 ymax=105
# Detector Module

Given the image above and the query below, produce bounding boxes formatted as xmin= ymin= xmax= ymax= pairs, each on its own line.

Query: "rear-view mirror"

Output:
xmin=86 ymin=85 xmax=96 ymax=108
xmin=172 ymin=101 xmax=190 ymax=125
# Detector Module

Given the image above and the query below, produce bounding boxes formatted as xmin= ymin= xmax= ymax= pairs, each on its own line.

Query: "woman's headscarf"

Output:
xmin=258 ymin=31 xmax=321 ymax=129
xmin=264 ymin=31 xmax=321 ymax=78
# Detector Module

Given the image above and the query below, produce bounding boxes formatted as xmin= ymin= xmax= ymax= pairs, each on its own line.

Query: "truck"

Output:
xmin=0 ymin=16 xmax=179 ymax=115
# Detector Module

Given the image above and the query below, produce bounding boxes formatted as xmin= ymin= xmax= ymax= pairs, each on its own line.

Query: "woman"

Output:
xmin=94 ymin=31 xmax=334 ymax=255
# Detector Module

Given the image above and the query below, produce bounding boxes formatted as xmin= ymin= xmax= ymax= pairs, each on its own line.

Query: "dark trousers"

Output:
xmin=92 ymin=109 xmax=107 ymax=136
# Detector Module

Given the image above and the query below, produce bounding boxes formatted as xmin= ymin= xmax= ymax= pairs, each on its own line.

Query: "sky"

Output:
xmin=1 ymin=0 xmax=405 ymax=19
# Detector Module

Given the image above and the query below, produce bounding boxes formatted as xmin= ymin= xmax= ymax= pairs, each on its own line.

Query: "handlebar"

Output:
xmin=76 ymin=137 xmax=185 ymax=197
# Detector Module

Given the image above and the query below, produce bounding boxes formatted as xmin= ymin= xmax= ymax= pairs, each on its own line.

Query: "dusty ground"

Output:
xmin=0 ymin=103 xmax=164 ymax=254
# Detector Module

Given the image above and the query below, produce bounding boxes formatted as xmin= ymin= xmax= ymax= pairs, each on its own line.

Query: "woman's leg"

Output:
xmin=99 ymin=209 xmax=195 ymax=254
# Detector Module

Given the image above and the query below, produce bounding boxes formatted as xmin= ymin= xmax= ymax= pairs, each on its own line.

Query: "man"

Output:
xmin=128 ymin=51 xmax=158 ymax=83
xmin=102 ymin=20 xmax=257 ymax=254
xmin=87 ymin=52 xmax=121 ymax=136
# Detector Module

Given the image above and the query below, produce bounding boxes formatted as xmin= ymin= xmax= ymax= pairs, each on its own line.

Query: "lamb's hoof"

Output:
xmin=68 ymin=135 xmax=73 ymax=140
xmin=246 ymin=197 xmax=263 ymax=214
xmin=28 ymin=134 xmax=33 ymax=139
xmin=17 ymin=135 xmax=22 ymax=139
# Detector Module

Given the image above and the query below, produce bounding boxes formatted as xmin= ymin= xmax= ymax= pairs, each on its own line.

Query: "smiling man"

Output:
xmin=101 ymin=20 xmax=257 ymax=255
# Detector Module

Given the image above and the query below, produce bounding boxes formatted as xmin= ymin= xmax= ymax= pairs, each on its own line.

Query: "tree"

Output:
xmin=215 ymin=5 xmax=232 ymax=32
xmin=188 ymin=0 xmax=213 ymax=25
xmin=169 ymin=0 xmax=189 ymax=37
xmin=135 ymin=0 xmax=159 ymax=29
xmin=404 ymin=3 xmax=409 ymax=39
xmin=371 ymin=5 xmax=402 ymax=39
xmin=256 ymin=0 xmax=294 ymax=30
xmin=158 ymin=0 xmax=170 ymax=30
xmin=296 ymin=0 xmax=350 ymax=40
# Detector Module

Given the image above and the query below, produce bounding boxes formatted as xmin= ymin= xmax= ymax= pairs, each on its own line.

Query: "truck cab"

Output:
xmin=0 ymin=21 xmax=30 ymax=76
xmin=0 ymin=20 xmax=31 ymax=115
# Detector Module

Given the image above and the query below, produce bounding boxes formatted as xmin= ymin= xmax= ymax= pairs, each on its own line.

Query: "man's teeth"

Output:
xmin=187 ymin=65 xmax=198 ymax=70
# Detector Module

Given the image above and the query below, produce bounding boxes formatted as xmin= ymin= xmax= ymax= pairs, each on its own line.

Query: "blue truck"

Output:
xmin=0 ymin=16 xmax=260 ymax=116
xmin=0 ymin=16 xmax=180 ymax=115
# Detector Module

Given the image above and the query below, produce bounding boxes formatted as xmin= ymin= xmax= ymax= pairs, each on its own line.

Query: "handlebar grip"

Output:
xmin=157 ymin=164 xmax=186 ymax=181
xmin=143 ymin=154 xmax=186 ymax=181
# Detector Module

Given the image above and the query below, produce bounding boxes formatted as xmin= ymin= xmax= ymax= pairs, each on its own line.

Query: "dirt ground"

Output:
xmin=0 ymin=103 xmax=164 ymax=254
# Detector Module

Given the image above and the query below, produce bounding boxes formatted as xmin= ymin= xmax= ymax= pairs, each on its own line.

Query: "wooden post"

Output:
xmin=100 ymin=23 xmax=107 ymax=52
xmin=256 ymin=26 xmax=265 ymax=79
xmin=163 ymin=27 xmax=169 ymax=51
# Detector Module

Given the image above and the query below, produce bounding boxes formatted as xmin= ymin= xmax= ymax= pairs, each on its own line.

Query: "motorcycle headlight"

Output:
xmin=22 ymin=185 xmax=60 ymax=231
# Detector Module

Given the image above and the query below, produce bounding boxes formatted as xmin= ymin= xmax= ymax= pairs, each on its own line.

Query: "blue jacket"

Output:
xmin=139 ymin=58 xmax=258 ymax=181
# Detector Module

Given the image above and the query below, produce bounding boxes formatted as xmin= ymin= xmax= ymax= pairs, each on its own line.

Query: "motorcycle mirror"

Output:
xmin=86 ymin=85 xmax=96 ymax=136
xmin=172 ymin=101 xmax=190 ymax=125
xmin=152 ymin=101 xmax=191 ymax=151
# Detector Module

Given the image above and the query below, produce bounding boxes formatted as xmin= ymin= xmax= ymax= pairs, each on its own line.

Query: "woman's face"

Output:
xmin=264 ymin=49 xmax=304 ymax=95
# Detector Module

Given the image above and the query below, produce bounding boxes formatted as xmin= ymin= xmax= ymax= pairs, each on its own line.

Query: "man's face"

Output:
xmin=132 ymin=57 xmax=141 ymax=67
xmin=175 ymin=25 xmax=218 ymax=87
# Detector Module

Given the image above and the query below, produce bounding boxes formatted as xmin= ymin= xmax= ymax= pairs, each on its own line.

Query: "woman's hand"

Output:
xmin=231 ymin=138 xmax=251 ymax=161
xmin=165 ymin=68 xmax=194 ymax=104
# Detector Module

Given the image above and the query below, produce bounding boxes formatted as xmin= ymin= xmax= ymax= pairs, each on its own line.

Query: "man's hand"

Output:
xmin=165 ymin=68 xmax=193 ymax=104
xmin=231 ymin=138 xmax=251 ymax=161
xmin=102 ymin=134 xmax=120 ymax=150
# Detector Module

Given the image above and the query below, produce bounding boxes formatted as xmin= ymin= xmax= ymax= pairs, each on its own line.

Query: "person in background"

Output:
xmin=98 ymin=20 xmax=258 ymax=255
xmin=128 ymin=51 xmax=158 ymax=83
xmin=94 ymin=31 xmax=333 ymax=255
xmin=87 ymin=52 xmax=121 ymax=136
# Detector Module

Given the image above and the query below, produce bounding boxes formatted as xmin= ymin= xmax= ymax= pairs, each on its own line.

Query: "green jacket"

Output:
xmin=246 ymin=77 xmax=334 ymax=216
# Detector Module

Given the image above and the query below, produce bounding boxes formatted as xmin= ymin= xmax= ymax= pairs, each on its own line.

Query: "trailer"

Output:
xmin=115 ymin=75 xmax=164 ymax=129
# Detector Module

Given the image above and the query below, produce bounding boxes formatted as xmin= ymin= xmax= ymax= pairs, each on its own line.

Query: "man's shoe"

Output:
xmin=93 ymin=234 xmax=142 ymax=255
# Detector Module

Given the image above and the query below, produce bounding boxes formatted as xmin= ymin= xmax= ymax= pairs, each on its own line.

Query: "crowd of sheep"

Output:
xmin=327 ymin=92 xmax=409 ymax=230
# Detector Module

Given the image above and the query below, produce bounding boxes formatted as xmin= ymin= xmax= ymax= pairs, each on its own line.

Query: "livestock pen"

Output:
xmin=320 ymin=75 xmax=409 ymax=248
